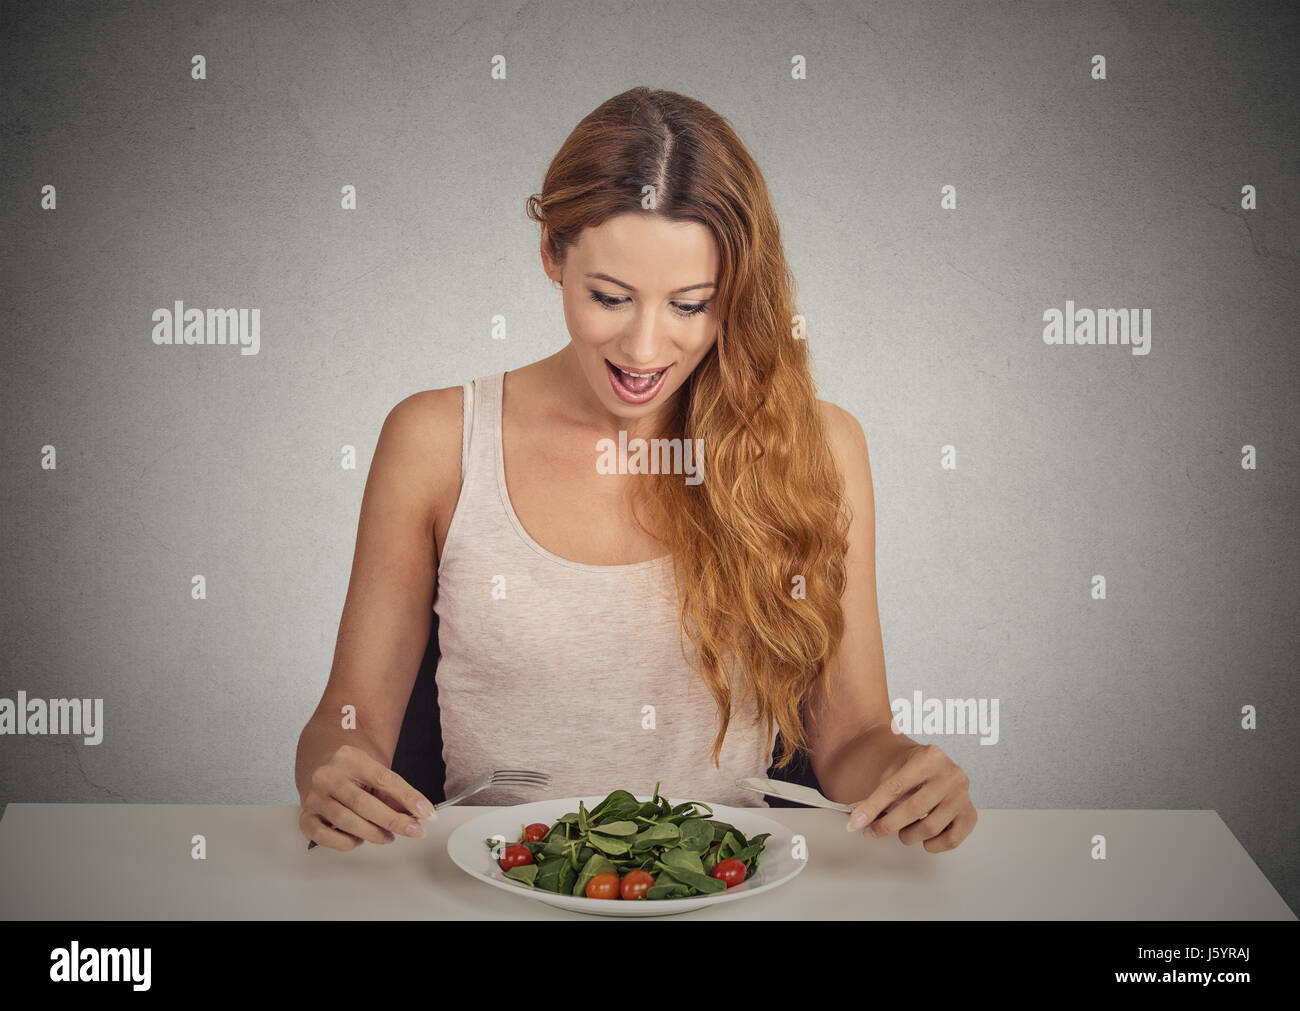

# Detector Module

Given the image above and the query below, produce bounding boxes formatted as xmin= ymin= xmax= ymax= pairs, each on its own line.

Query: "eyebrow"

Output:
xmin=584 ymin=272 xmax=716 ymax=294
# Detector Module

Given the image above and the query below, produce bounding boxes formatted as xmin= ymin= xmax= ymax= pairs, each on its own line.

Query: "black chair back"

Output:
xmin=389 ymin=612 xmax=448 ymax=804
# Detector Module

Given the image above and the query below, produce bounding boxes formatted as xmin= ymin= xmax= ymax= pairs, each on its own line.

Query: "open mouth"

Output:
xmin=606 ymin=360 xmax=672 ymax=402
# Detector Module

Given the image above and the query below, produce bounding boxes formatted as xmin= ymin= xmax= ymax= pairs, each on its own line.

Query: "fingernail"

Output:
xmin=847 ymin=812 xmax=867 ymax=831
xmin=404 ymin=823 xmax=423 ymax=837
xmin=416 ymin=800 xmax=434 ymax=818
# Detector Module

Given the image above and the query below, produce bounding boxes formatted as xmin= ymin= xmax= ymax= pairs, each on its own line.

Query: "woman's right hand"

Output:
xmin=298 ymin=744 xmax=436 ymax=850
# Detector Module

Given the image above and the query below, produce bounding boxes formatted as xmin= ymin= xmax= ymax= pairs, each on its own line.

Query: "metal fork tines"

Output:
xmin=437 ymin=768 xmax=551 ymax=809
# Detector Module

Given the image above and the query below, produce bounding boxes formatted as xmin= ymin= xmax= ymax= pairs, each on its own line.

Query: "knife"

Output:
xmin=735 ymin=777 xmax=854 ymax=812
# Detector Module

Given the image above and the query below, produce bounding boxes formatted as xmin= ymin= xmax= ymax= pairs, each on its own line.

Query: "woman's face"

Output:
xmin=543 ymin=211 xmax=720 ymax=427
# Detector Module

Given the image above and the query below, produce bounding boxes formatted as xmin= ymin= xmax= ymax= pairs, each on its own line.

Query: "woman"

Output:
xmin=295 ymin=87 xmax=977 ymax=854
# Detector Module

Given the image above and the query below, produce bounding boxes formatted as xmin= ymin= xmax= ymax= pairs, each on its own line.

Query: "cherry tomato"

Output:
xmin=620 ymin=869 xmax=655 ymax=900
xmin=586 ymin=872 xmax=620 ymax=899
xmin=711 ymin=858 xmax=746 ymax=887
xmin=523 ymin=823 xmax=550 ymax=842
xmin=499 ymin=844 xmax=533 ymax=871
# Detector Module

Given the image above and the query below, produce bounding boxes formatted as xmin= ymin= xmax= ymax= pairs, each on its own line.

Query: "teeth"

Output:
xmin=614 ymin=365 xmax=664 ymax=379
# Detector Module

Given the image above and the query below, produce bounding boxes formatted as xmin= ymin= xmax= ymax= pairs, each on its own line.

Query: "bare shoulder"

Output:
xmin=379 ymin=385 xmax=466 ymax=531
xmin=817 ymin=397 xmax=874 ymax=534
xmin=391 ymin=384 xmax=464 ymax=464
xmin=817 ymin=398 xmax=869 ymax=467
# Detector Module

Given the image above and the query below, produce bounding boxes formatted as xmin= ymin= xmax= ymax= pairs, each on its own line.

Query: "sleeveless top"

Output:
xmin=431 ymin=371 xmax=779 ymax=807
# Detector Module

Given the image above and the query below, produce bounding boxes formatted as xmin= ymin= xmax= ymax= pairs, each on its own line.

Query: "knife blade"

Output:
xmin=735 ymin=777 xmax=854 ymax=812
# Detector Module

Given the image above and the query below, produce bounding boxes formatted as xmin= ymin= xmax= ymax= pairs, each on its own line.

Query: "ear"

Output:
xmin=539 ymin=225 xmax=562 ymax=285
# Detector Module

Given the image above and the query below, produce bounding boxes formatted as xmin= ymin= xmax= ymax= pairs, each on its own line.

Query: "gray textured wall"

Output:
xmin=2 ymin=0 xmax=1296 ymax=915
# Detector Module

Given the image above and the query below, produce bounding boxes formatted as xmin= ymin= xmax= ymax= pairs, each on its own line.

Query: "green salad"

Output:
xmin=483 ymin=782 xmax=771 ymax=900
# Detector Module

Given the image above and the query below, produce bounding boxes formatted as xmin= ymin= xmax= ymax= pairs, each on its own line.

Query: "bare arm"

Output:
xmin=806 ymin=402 xmax=977 ymax=852
xmin=294 ymin=386 xmax=463 ymax=847
xmin=805 ymin=401 xmax=912 ymax=802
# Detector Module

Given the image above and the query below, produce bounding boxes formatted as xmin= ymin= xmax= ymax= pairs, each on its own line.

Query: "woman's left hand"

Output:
xmin=845 ymin=743 xmax=977 ymax=852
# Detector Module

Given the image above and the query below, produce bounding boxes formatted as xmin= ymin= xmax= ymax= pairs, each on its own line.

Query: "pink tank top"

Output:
xmin=432 ymin=371 xmax=778 ymax=807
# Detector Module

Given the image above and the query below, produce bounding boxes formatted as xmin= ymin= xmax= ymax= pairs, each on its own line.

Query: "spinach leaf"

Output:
xmin=587 ymin=820 xmax=638 ymax=836
xmin=504 ymin=864 xmax=538 ymax=887
xmin=735 ymin=833 xmax=771 ymax=865
xmin=558 ymin=859 xmax=577 ymax=895
xmin=632 ymin=822 xmax=681 ymax=848
xmin=645 ymin=881 xmax=692 ymax=899
xmin=589 ymin=789 xmax=640 ymax=823
xmin=654 ymin=862 xmax=727 ymax=895
xmin=534 ymin=857 xmax=567 ymax=893
xmin=659 ymin=847 xmax=705 ymax=876
xmin=635 ymin=801 xmax=661 ymax=820
xmin=586 ymin=833 xmax=632 ymax=856
xmin=678 ymin=818 xmax=715 ymax=853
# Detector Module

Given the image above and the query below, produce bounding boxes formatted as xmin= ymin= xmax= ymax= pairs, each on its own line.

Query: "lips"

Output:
xmin=606 ymin=359 xmax=672 ymax=404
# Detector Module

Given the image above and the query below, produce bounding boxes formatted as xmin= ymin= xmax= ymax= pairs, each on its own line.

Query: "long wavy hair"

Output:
xmin=525 ymin=87 xmax=850 ymax=772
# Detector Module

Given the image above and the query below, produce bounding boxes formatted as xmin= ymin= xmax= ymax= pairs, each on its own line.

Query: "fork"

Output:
xmin=307 ymin=768 xmax=551 ymax=850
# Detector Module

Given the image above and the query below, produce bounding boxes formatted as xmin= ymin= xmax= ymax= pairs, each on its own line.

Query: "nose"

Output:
xmin=618 ymin=305 xmax=668 ymax=369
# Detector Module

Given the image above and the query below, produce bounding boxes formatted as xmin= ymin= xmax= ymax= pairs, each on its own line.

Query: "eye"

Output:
xmin=588 ymin=291 xmax=710 ymax=318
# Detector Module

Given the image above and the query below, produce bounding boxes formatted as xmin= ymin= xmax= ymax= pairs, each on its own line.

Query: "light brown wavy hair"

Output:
xmin=525 ymin=87 xmax=850 ymax=772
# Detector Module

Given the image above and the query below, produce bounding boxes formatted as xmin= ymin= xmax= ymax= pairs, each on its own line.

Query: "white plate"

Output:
xmin=446 ymin=795 xmax=807 ymax=917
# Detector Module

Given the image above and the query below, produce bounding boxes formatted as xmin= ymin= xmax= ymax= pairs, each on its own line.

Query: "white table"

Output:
xmin=0 ymin=804 xmax=1293 ymax=919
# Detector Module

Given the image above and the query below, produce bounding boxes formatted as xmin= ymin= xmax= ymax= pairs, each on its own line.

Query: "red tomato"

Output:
xmin=586 ymin=872 xmax=620 ymax=899
xmin=711 ymin=858 xmax=746 ymax=887
xmin=620 ymin=869 xmax=655 ymax=900
xmin=499 ymin=844 xmax=533 ymax=871
xmin=621 ymin=868 xmax=660 ymax=899
xmin=523 ymin=823 xmax=550 ymax=842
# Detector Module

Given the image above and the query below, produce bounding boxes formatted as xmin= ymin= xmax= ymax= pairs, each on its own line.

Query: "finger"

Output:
xmin=896 ymin=794 xmax=962 ymax=846
xmin=370 ymin=782 xmax=424 ymax=820
xmin=337 ymin=745 xmax=437 ymax=822
xmin=308 ymin=762 xmax=422 ymax=840
xmin=923 ymin=808 xmax=978 ymax=853
xmin=320 ymin=751 xmax=427 ymax=838
xmin=332 ymin=776 xmax=427 ymax=840
xmin=301 ymin=787 xmax=391 ymax=846
xmin=319 ymin=795 xmax=398 ymax=846
xmin=865 ymin=779 xmax=948 ymax=840
xmin=845 ymin=746 xmax=933 ymax=831
xmin=300 ymin=810 xmax=363 ymax=852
